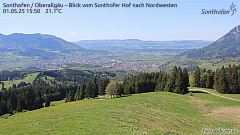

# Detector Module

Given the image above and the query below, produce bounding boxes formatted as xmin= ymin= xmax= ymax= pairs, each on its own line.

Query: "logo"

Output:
xmin=201 ymin=2 xmax=237 ymax=16
xmin=230 ymin=2 xmax=237 ymax=16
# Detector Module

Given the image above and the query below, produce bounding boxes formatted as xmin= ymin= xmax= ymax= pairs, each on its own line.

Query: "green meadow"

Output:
xmin=0 ymin=91 xmax=239 ymax=135
xmin=2 ymin=73 xmax=39 ymax=89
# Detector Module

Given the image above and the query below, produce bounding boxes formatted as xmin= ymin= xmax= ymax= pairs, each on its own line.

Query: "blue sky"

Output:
xmin=0 ymin=0 xmax=239 ymax=41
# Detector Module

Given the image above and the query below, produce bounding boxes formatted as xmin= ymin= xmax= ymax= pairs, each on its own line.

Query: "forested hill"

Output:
xmin=0 ymin=33 xmax=84 ymax=51
xmin=176 ymin=25 xmax=240 ymax=59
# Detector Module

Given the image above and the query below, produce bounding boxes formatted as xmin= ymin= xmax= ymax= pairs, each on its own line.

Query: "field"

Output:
xmin=2 ymin=73 xmax=39 ymax=89
xmin=0 ymin=91 xmax=239 ymax=134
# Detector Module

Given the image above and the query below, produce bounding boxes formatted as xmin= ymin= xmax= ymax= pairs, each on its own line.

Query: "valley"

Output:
xmin=0 ymin=25 xmax=240 ymax=135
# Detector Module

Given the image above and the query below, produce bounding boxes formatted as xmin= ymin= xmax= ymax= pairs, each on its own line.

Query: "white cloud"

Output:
xmin=70 ymin=32 xmax=77 ymax=35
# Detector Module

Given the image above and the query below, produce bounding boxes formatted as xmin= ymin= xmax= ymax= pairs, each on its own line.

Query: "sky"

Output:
xmin=0 ymin=0 xmax=240 ymax=41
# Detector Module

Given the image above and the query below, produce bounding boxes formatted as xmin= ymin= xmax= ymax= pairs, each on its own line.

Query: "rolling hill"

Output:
xmin=0 ymin=91 xmax=239 ymax=134
xmin=176 ymin=25 xmax=240 ymax=59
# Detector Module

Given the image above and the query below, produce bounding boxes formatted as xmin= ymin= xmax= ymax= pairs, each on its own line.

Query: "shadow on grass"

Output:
xmin=189 ymin=90 xmax=208 ymax=94
xmin=110 ymin=95 xmax=132 ymax=99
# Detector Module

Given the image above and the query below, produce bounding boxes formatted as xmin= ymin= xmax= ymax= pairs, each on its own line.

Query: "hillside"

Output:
xmin=0 ymin=91 xmax=239 ymax=134
xmin=0 ymin=33 xmax=107 ymax=71
xmin=0 ymin=33 xmax=84 ymax=51
xmin=176 ymin=25 xmax=240 ymax=59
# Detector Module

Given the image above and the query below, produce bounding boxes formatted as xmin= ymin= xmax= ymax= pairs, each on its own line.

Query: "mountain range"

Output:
xmin=0 ymin=33 xmax=84 ymax=51
xmin=176 ymin=25 xmax=240 ymax=59
xmin=74 ymin=39 xmax=212 ymax=52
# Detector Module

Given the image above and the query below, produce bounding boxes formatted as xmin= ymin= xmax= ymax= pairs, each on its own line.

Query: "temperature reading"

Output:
xmin=46 ymin=9 xmax=62 ymax=13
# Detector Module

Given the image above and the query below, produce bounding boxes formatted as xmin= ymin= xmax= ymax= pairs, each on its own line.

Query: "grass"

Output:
xmin=189 ymin=87 xmax=240 ymax=100
xmin=0 ymin=92 xmax=239 ymax=134
xmin=2 ymin=73 xmax=39 ymax=89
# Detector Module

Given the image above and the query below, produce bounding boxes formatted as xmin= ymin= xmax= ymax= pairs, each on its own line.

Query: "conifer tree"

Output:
xmin=238 ymin=69 xmax=240 ymax=94
xmin=7 ymin=97 xmax=13 ymax=114
xmin=1 ymin=82 xmax=4 ymax=90
xmin=217 ymin=66 xmax=228 ymax=94
xmin=202 ymin=68 xmax=206 ymax=74
xmin=124 ymin=85 xmax=131 ymax=95
xmin=200 ymin=73 xmax=208 ymax=88
xmin=206 ymin=70 xmax=214 ymax=89
xmin=165 ymin=67 xmax=177 ymax=92
xmin=116 ymin=82 xmax=124 ymax=97
xmin=35 ymin=90 xmax=43 ymax=109
xmin=213 ymin=68 xmax=220 ymax=90
xmin=98 ymin=80 xmax=105 ymax=95
xmin=182 ymin=67 xmax=189 ymax=94
xmin=229 ymin=64 xmax=238 ymax=94
xmin=194 ymin=67 xmax=201 ymax=87
xmin=65 ymin=91 xmax=69 ymax=102
xmin=74 ymin=86 xmax=81 ymax=101
xmin=80 ymin=83 xmax=86 ymax=100
xmin=85 ymin=79 xmax=92 ymax=99
xmin=0 ymin=99 xmax=7 ymax=115
xmin=44 ymin=95 xmax=50 ymax=107
xmin=25 ymin=86 xmax=36 ymax=110
xmin=173 ymin=67 xmax=184 ymax=94
xmin=16 ymin=96 xmax=22 ymax=112
xmin=92 ymin=77 xmax=98 ymax=98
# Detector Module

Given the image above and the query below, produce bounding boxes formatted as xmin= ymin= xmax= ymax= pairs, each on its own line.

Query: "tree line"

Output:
xmin=190 ymin=64 xmax=240 ymax=94
xmin=0 ymin=77 xmax=110 ymax=116
xmin=0 ymin=71 xmax=27 ymax=81
xmin=121 ymin=66 xmax=189 ymax=96
xmin=65 ymin=77 xmax=110 ymax=102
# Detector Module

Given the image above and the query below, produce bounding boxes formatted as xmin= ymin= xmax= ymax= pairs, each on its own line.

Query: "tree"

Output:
xmin=44 ymin=95 xmax=50 ymax=107
xmin=1 ymin=82 xmax=4 ymax=90
xmin=165 ymin=67 xmax=177 ymax=92
xmin=200 ymin=73 xmax=208 ymax=88
xmin=106 ymin=82 xmax=117 ymax=98
xmin=194 ymin=67 xmax=201 ymax=87
xmin=7 ymin=97 xmax=13 ymax=114
xmin=0 ymin=99 xmax=7 ymax=116
xmin=182 ymin=68 xmax=189 ymax=94
xmin=16 ymin=96 xmax=23 ymax=112
xmin=173 ymin=67 xmax=183 ymax=94
xmin=98 ymin=80 xmax=105 ymax=95
xmin=85 ymin=79 xmax=92 ymax=99
xmin=12 ymin=84 xmax=17 ymax=89
xmin=229 ymin=64 xmax=238 ymax=94
xmin=213 ymin=68 xmax=220 ymax=90
xmin=206 ymin=70 xmax=214 ymax=89
xmin=25 ymin=86 xmax=36 ymax=110
xmin=79 ymin=83 xmax=86 ymax=100
xmin=65 ymin=90 xmax=74 ymax=102
xmin=116 ymin=82 xmax=124 ymax=97
xmin=124 ymin=85 xmax=131 ymax=95
xmin=217 ymin=66 xmax=228 ymax=94
xmin=92 ymin=77 xmax=98 ymax=98
xmin=202 ymin=68 xmax=206 ymax=74
xmin=74 ymin=86 xmax=81 ymax=101
xmin=35 ymin=90 xmax=43 ymax=109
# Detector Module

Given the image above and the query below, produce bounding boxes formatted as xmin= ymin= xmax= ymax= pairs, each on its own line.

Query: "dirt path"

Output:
xmin=189 ymin=89 xmax=240 ymax=102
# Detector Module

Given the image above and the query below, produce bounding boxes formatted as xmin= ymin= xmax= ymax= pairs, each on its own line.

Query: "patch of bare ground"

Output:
xmin=204 ymin=107 xmax=240 ymax=127
xmin=188 ymin=95 xmax=240 ymax=127
xmin=187 ymin=95 xmax=213 ymax=114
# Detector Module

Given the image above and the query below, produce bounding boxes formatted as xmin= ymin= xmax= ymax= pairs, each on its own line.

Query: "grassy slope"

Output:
xmin=2 ymin=73 xmax=39 ymax=89
xmin=0 ymin=92 xmax=239 ymax=135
